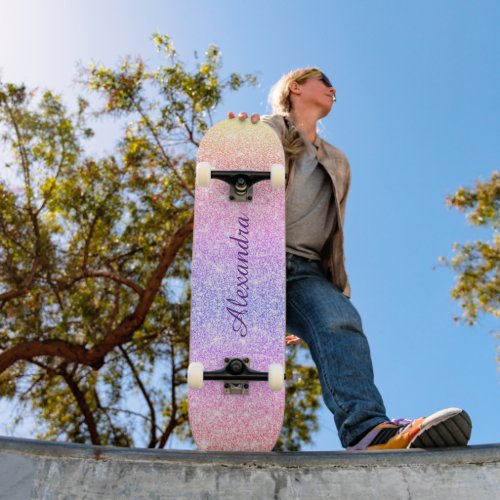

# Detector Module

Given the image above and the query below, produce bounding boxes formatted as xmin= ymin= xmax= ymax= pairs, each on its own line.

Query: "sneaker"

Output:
xmin=348 ymin=407 xmax=472 ymax=451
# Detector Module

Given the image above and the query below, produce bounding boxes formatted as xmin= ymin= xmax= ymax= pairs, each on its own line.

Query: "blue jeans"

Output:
xmin=286 ymin=252 xmax=388 ymax=448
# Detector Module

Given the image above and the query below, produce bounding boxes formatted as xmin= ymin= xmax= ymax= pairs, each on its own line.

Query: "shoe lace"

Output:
xmin=390 ymin=418 xmax=415 ymax=426
xmin=387 ymin=417 xmax=417 ymax=434
xmin=350 ymin=417 xmax=422 ymax=450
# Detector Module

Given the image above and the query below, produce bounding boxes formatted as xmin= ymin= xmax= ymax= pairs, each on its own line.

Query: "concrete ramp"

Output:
xmin=0 ymin=436 xmax=499 ymax=499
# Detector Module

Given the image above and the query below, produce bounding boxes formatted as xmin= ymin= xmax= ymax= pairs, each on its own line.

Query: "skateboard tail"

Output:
xmin=189 ymin=382 xmax=286 ymax=452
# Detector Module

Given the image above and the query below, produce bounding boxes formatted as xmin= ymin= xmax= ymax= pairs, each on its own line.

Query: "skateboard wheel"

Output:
xmin=270 ymin=164 xmax=285 ymax=189
xmin=188 ymin=362 xmax=204 ymax=389
xmin=268 ymin=363 xmax=284 ymax=391
xmin=196 ymin=162 xmax=212 ymax=187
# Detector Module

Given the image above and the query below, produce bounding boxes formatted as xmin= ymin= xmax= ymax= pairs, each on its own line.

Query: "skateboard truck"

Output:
xmin=196 ymin=162 xmax=286 ymax=202
xmin=188 ymin=357 xmax=285 ymax=394
xmin=212 ymin=171 xmax=270 ymax=202
xmin=208 ymin=358 xmax=267 ymax=395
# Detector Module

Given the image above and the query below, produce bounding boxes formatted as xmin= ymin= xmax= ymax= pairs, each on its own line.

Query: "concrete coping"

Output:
xmin=1 ymin=435 xmax=499 ymax=469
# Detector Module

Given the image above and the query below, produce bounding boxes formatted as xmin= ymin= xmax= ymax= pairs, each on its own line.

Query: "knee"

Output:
xmin=322 ymin=300 xmax=364 ymax=336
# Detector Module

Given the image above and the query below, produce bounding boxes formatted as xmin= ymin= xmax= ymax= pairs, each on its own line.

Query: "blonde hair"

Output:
xmin=268 ymin=67 xmax=319 ymax=170
xmin=268 ymin=67 xmax=318 ymax=115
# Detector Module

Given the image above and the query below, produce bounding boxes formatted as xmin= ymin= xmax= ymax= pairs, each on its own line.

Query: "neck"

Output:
xmin=289 ymin=107 xmax=321 ymax=143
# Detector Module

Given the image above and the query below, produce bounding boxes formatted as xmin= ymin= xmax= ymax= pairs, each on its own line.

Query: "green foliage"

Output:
xmin=0 ymin=34 xmax=322 ymax=450
xmin=442 ymin=171 xmax=499 ymax=328
xmin=275 ymin=345 xmax=322 ymax=451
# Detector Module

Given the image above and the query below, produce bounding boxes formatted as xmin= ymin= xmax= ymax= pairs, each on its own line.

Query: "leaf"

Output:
xmin=443 ymin=171 xmax=500 ymax=329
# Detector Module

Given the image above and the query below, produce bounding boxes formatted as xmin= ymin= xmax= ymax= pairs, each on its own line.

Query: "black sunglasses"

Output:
xmin=318 ymin=72 xmax=333 ymax=88
xmin=297 ymin=70 xmax=334 ymax=89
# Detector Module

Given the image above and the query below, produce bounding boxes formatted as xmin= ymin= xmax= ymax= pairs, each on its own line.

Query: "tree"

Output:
xmin=0 ymin=34 xmax=322 ymax=449
xmin=442 ymin=171 xmax=499 ymax=338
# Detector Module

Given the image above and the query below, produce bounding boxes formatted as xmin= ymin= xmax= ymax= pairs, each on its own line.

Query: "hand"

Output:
xmin=227 ymin=111 xmax=260 ymax=124
xmin=285 ymin=335 xmax=302 ymax=346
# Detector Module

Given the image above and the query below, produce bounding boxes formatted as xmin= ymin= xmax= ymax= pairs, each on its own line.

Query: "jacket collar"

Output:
xmin=314 ymin=136 xmax=338 ymax=178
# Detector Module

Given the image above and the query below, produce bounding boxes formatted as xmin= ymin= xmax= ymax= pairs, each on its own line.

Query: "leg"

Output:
xmin=286 ymin=253 xmax=388 ymax=448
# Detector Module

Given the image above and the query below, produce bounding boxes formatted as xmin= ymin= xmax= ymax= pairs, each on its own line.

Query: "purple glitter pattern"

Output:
xmin=188 ymin=119 xmax=286 ymax=451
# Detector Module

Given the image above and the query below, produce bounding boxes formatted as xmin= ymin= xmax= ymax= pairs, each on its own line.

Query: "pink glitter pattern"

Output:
xmin=188 ymin=119 xmax=286 ymax=451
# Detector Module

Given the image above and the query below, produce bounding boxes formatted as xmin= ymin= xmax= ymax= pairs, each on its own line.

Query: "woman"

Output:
xmin=228 ymin=68 xmax=471 ymax=450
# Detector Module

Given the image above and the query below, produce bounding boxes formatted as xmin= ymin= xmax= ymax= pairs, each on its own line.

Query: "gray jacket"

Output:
xmin=261 ymin=114 xmax=352 ymax=297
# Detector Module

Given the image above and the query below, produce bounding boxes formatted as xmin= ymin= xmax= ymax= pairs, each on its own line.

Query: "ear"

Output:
xmin=288 ymin=81 xmax=302 ymax=96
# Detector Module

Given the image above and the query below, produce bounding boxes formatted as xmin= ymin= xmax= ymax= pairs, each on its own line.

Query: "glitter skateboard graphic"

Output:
xmin=188 ymin=118 xmax=286 ymax=451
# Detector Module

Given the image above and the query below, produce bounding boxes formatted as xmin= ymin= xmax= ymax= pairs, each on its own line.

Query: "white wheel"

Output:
xmin=268 ymin=363 xmax=284 ymax=391
xmin=188 ymin=362 xmax=204 ymax=389
xmin=270 ymin=163 xmax=285 ymax=189
xmin=196 ymin=162 xmax=212 ymax=187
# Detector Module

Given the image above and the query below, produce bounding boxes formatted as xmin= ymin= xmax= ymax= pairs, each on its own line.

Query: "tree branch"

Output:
xmin=130 ymin=94 xmax=194 ymax=198
xmin=119 ymin=345 xmax=157 ymax=447
xmin=58 ymin=365 xmax=101 ymax=445
xmin=158 ymin=340 xmax=178 ymax=448
xmin=0 ymin=217 xmax=193 ymax=374
xmin=0 ymin=257 xmax=39 ymax=302
xmin=35 ymin=143 xmax=67 ymax=217
xmin=3 ymin=99 xmax=42 ymax=250
xmin=83 ymin=270 xmax=145 ymax=296
xmin=82 ymin=208 xmax=102 ymax=271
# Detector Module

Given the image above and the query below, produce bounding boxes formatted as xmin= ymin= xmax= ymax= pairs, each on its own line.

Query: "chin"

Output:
xmin=319 ymin=105 xmax=332 ymax=119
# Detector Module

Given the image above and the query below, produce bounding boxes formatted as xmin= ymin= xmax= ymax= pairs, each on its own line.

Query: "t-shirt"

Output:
xmin=285 ymin=140 xmax=337 ymax=260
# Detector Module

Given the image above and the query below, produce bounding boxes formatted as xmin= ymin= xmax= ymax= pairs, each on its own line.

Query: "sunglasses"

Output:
xmin=296 ymin=70 xmax=334 ymax=89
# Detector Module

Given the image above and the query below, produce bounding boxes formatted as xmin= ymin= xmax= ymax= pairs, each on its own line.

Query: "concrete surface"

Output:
xmin=0 ymin=436 xmax=499 ymax=499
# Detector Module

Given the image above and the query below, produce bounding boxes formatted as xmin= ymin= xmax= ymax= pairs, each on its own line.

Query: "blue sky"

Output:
xmin=0 ymin=0 xmax=498 ymax=450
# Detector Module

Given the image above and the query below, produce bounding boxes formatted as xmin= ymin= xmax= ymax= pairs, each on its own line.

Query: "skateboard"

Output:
xmin=187 ymin=118 xmax=286 ymax=452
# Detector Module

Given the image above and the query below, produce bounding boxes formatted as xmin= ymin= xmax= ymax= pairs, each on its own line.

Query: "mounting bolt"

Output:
xmin=227 ymin=358 xmax=245 ymax=375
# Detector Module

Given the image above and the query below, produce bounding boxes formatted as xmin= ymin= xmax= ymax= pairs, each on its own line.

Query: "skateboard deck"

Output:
xmin=188 ymin=118 xmax=286 ymax=452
